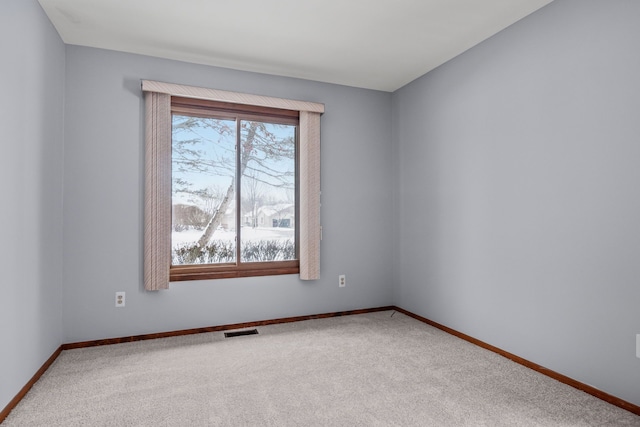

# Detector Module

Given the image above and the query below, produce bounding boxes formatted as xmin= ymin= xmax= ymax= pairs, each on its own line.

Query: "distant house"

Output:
xmin=172 ymin=203 xmax=237 ymax=231
xmin=244 ymin=203 xmax=295 ymax=228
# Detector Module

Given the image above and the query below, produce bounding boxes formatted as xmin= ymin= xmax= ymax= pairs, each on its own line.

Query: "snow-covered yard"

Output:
xmin=172 ymin=226 xmax=294 ymax=248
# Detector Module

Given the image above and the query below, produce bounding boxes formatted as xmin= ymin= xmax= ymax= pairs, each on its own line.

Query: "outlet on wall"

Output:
xmin=339 ymin=274 xmax=346 ymax=287
xmin=115 ymin=291 xmax=125 ymax=308
xmin=636 ymin=334 xmax=640 ymax=359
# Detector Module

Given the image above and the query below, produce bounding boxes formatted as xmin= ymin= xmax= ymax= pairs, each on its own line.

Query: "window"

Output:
xmin=142 ymin=81 xmax=323 ymax=290
xmin=170 ymin=98 xmax=298 ymax=280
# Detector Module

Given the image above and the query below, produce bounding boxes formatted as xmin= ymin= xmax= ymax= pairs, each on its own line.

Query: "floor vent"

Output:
xmin=224 ymin=329 xmax=259 ymax=338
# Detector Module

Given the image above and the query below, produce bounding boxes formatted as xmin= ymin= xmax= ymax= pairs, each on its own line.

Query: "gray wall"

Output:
xmin=0 ymin=0 xmax=65 ymax=411
xmin=4 ymin=0 xmax=639 ymax=413
xmin=392 ymin=0 xmax=640 ymax=407
xmin=62 ymin=46 xmax=393 ymax=342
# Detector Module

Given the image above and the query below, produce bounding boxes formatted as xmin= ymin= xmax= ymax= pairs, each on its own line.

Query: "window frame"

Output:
xmin=169 ymin=97 xmax=301 ymax=281
xmin=142 ymin=80 xmax=323 ymax=290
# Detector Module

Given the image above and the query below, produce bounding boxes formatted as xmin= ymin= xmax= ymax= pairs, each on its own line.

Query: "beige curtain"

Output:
xmin=299 ymin=111 xmax=321 ymax=280
xmin=142 ymin=81 xmax=323 ymax=290
xmin=144 ymin=92 xmax=171 ymax=291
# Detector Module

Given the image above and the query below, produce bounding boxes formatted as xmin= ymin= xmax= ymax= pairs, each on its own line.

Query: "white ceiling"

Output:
xmin=38 ymin=0 xmax=553 ymax=92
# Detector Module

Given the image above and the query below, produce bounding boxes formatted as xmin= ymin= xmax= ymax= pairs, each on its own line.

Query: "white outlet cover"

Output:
xmin=636 ymin=334 xmax=640 ymax=359
xmin=115 ymin=291 xmax=125 ymax=308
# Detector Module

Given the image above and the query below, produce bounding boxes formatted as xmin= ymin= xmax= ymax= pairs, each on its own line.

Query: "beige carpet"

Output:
xmin=3 ymin=311 xmax=639 ymax=426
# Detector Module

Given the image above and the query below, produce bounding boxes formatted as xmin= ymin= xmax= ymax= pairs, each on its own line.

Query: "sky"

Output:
xmin=171 ymin=115 xmax=296 ymax=208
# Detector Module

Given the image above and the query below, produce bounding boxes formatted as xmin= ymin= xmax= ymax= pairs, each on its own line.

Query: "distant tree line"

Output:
xmin=172 ymin=204 xmax=209 ymax=231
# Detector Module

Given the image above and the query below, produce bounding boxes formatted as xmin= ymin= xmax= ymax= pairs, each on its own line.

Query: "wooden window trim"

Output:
xmin=170 ymin=261 xmax=300 ymax=282
xmin=172 ymin=97 xmax=300 ymax=121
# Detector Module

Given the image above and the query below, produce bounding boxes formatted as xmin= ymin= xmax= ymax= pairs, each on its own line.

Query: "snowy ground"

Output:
xmin=172 ymin=226 xmax=294 ymax=248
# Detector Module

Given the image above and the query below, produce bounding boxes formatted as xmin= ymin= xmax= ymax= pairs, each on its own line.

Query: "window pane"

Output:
xmin=240 ymin=120 xmax=296 ymax=262
xmin=171 ymin=115 xmax=237 ymax=265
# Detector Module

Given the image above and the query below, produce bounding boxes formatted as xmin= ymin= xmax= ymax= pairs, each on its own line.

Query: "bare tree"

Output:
xmin=242 ymin=170 xmax=265 ymax=228
xmin=172 ymin=116 xmax=295 ymax=247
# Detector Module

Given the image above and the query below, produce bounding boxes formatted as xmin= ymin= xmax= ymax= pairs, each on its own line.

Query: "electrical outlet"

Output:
xmin=636 ymin=334 xmax=640 ymax=359
xmin=115 ymin=291 xmax=125 ymax=308
xmin=339 ymin=274 xmax=346 ymax=287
